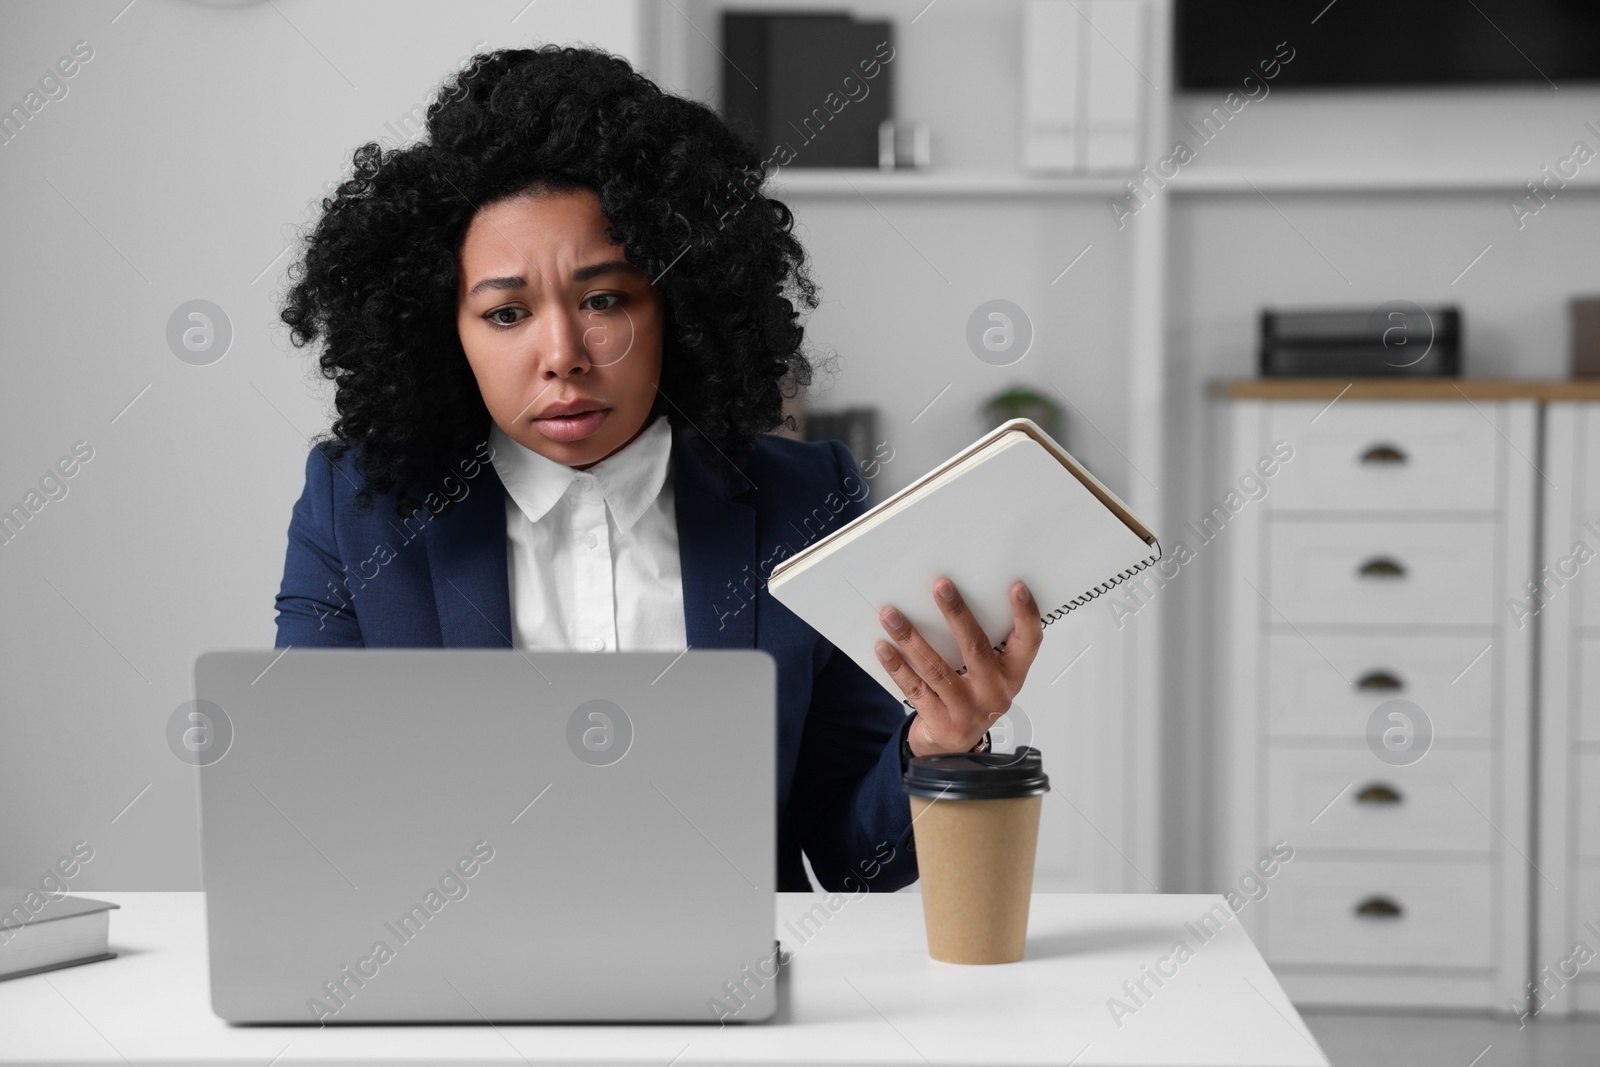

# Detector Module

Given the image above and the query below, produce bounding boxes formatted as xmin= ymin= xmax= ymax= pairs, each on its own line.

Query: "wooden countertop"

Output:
xmin=1210 ymin=378 xmax=1600 ymax=400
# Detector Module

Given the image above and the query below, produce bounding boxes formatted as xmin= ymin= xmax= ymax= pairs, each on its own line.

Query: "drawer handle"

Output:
xmin=1355 ymin=783 xmax=1403 ymax=805
xmin=1360 ymin=444 xmax=1408 ymax=465
xmin=1354 ymin=896 xmax=1403 ymax=919
xmin=1358 ymin=558 xmax=1406 ymax=579
xmin=1356 ymin=670 xmax=1403 ymax=691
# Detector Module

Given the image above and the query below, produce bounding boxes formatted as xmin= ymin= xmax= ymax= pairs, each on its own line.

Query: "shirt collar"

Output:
xmin=490 ymin=412 xmax=673 ymax=534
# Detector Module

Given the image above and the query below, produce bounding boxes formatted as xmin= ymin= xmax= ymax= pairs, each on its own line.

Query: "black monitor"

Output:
xmin=1176 ymin=0 xmax=1600 ymax=90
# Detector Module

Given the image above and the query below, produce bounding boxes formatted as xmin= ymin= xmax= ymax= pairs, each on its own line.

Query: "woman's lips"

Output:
xmin=533 ymin=408 xmax=610 ymax=442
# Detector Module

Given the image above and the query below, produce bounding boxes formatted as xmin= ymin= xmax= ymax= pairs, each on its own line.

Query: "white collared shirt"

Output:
xmin=489 ymin=412 xmax=687 ymax=652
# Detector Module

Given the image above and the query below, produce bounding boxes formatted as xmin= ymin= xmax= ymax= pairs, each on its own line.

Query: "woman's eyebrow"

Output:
xmin=466 ymin=260 xmax=639 ymax=299
xmin=571 ymin=259 xmax=639 ymax=283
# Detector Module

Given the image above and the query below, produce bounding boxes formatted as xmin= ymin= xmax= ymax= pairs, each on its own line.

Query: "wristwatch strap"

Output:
xmin=900 ymin=711 xmax=991 ymax=766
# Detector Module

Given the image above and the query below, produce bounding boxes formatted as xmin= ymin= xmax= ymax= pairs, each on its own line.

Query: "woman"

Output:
xmin=273 ymin=45 xmax=1043 ymax=893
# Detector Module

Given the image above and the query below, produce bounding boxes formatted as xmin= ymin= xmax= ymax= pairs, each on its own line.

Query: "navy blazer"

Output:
xmin=273 ymin=419 xmax=920 ymax=894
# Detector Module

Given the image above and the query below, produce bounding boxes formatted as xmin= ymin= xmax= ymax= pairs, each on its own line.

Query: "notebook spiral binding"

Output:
xmin=1040 ymin=548 xmax=1163 ymax=625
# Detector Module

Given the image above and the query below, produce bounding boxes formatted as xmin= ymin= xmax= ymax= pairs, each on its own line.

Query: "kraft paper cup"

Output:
xmin=903 ymin=745 xmax=1049 ymax=964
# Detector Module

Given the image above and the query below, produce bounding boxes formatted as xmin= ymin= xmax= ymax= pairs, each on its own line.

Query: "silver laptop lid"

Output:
xmin=193 ymin=648 xmax=776 ymax=1024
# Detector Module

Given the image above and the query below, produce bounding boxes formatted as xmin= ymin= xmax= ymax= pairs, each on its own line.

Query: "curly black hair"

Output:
xmin=279 ymin=44 xmax=823 ymax=517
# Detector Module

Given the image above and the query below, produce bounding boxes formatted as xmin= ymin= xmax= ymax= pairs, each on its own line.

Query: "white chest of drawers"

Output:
xmin=1535 ymin=401 xmax=1600 ymax=1018
xmin=1213 ymin=390 xmax=1539 ymax=1010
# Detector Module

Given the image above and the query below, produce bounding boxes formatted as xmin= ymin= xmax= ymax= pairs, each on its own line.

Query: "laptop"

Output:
xmin=192 ymin=648 xmax=777 ymax=1024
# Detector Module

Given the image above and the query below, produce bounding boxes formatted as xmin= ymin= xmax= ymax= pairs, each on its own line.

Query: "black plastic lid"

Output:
xmin=902 ymin=745 xmax=1050 ymax=800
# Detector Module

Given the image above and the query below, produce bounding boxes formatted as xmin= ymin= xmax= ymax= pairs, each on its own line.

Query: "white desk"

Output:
xmin=2 ymin=892 xmax=1328 ymax=1066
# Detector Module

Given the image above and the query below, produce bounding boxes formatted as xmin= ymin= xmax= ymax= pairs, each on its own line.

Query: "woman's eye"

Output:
xmin=484 ymin=294 xmax=623 ymax=329
xmin=485 ymin=307 xmax=526 ymax=328
xmin=583 ymin=293 xmax=625 ymax=313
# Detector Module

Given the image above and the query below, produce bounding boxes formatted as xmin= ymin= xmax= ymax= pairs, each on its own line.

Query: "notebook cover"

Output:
xmin=767 ymin=418 xmax=1159 ymax=705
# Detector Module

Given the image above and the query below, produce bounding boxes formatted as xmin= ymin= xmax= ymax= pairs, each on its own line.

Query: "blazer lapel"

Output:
xmin=672 ymin=419 xmax=758 ymax=651
xmin=423 ymin=454 xmax=514 ymax=648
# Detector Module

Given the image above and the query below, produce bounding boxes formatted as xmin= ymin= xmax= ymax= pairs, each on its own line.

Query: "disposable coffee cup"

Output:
xmin=902 ymin=745 xmax=1050 ymax=964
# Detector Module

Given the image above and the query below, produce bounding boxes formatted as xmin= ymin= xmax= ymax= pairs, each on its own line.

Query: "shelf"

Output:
xmin=763 ymin=167 xmax=1132 ymax=197
xmin=1168 ymin=170 xmax=1600 ymax=194
xmin=1212 ymin=378 xmax=1600 ymax=401
xmin=765 ymin=167 xmax=1600 ymax=197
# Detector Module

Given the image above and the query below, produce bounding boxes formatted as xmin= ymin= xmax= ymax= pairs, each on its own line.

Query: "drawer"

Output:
xmin=1581 ymin=635 xmax=1600 ymax=742
xmin=1266 ymin=520 xmax=1496 ymax=627
xmin=1265 ymin=745 xmax=1493 ymax=853
xmin=1264 ymin=858 xmax=1494 ymax=969
xmin=1266 ymin=402 xmax=1498 ymax=512
xmin=1581 ymin=753 xmax=1600 ymax=860
xmin=1264 ymin=632 xmax=1493 ymax=740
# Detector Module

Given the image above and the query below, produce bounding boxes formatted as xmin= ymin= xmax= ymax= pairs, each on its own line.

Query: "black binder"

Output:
xmin=720 ymin=12 xmax=893 ymax=168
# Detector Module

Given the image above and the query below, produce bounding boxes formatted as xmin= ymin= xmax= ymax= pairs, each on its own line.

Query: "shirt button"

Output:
xmin=584 ymin=531 xmax=598 ymax=549
xmin=590 ymin=636 xmax=605 ymax=651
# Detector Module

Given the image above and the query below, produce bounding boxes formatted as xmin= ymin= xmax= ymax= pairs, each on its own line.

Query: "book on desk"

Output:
xmin=0 ymin=889 xmax=118 ymax=981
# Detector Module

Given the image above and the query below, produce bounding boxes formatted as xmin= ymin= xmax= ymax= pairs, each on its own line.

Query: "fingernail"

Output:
xmin=875 ymin=642 xmax=894 ymax=662
xmin=1017 ymin=583 xmax=1032 ymax=604
xmin=936 ymin=579 xmax=955 ymax=601
xmin=884 ymin=607 xmax=904 ymax=628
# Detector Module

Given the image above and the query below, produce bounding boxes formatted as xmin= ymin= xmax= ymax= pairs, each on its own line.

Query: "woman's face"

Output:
xmin=456 ymin=187 xmax=665 ymax=470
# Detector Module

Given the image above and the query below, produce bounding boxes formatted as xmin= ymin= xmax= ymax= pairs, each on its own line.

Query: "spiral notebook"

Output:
xmin=767 ymin=418 xmax=1161 ymax=706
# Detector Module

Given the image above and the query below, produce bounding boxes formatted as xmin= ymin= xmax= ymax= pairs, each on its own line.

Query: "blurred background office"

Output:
xmin=3 ymin=1 xmax=1599 ymax=1062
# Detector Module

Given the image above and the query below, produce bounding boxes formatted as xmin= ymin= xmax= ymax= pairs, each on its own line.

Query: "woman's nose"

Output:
xmin=537 ymin=309 xmax=591 ymax=377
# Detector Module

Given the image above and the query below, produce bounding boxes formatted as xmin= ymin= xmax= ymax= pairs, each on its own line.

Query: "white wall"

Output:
xmin=0 ymin=0 xmax=643 ymax=890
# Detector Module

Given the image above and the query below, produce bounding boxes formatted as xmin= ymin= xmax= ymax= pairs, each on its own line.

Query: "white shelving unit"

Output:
xmin=639 ymin=0 xmax=1175 ymax=895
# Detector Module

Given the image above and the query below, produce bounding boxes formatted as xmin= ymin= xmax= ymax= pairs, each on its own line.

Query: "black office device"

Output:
xmin=1259 ymin=305 xmax=1462 ymax=377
